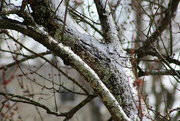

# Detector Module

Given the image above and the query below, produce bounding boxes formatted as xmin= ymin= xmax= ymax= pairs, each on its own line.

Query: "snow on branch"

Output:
xmin=0 ymin=17 xmax=130 ymax=121
xmin=94 ymin=0 xmax=120 ymax=44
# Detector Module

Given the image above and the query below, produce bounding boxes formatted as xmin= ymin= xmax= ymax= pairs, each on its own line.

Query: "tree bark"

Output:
xmin=0 ymin=0 xmax=151 ymax=120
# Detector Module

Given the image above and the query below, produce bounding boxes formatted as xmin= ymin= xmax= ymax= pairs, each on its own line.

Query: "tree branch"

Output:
xmin=4 ymin=31 xmax=89 ymax=94
xmin=0 ymin=91 xmax=67 ymax=116
xmin=0 ymin=2 xmax=152 ymax=120
xmin=0 ymin=51 xmax=50 ymax=70
xmin=0 ymin=17 xmax=130 ymax=121
xmin=139 ymin=69 xmax=180 ymax=77
xmin=153 ymin=47 xmax=180 ymax=80
xmin=94 ymin=0 xmax=120 ymax=44
xmin=64 ymin=95 xmax=96 ymax=120
xmin=68 ymin=6 xmax=103 ymax=37
xmin=137 ymin=0 xmax=180 ymax=58
xmin=127 ymin=49 xmax=180 ymax=66
xmin=0 ymin=91 xmax=96 ymax=120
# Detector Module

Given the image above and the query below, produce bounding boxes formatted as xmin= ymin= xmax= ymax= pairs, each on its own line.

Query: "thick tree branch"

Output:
xmin=29 ymin=2 xmax=138 ymax=119
xmin=0 ymin=17 xmax=130 ymax=121
xmin=0 ymin=31 xmax=88 ymax=94
xmin=0 ymin=2 xmax=151 ymax=120
xmin=94 ymin=0 xmax=120 ymax=44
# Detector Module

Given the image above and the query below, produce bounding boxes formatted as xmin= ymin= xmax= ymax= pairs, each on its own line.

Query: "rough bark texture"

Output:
xmin=30 ymin=1 xmax=150 ymax=120
xmin=0 ymin=0 xmax=152 ymax=120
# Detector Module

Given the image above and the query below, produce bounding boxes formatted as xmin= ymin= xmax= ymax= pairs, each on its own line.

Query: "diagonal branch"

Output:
xmin=94 ymin=0 xmax=120 ymax=44
xmin=64 ymin=95 xmax=96 ymax=120
xmin=68 ymin=6 xmax=103 ymax=37
xmin=153 ymin=47 xmax=180 ymax=80
xmin=4 ymin=31 xmax=89 ymax=94
xmin=0 ymin=17 xmax=130 ymax=121
xmin=0 ymin=2 xmax=151 ymax=120
xmin=137 ymin=0 xmax=180 ymax=58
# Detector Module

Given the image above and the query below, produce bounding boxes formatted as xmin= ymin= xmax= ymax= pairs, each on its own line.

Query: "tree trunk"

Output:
xmin=0 ymin=0 xmax=151 ymax=120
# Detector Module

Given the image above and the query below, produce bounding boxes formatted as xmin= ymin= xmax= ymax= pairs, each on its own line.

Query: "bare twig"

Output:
xmin=153 ymin=47 xmax=180 ymax=79
xmin=126 ymin=49 xmax=180 ymax=66
xmin=68 ymin=7 xmax=103 ymax=37
xmin=0 ymin=51 xmax=51 ymax=70
xmin=64 ymin=95 xmax=96 ymax=120
xmin=137 ymin=0 xmax=180 ymax=58
xmin=0 ymin=91 xmax=67 ymax=116
xmin=61 ymin=0 xmax=70 ymax=41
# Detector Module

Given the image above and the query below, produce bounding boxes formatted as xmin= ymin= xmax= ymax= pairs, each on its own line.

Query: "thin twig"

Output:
xmin=0 ymin=91 xmax=67 ymax=117
xmin=61 ymin=0 xmax=70 ymax=41
xmin=64 ymin=95 xmax=96 ymax=120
